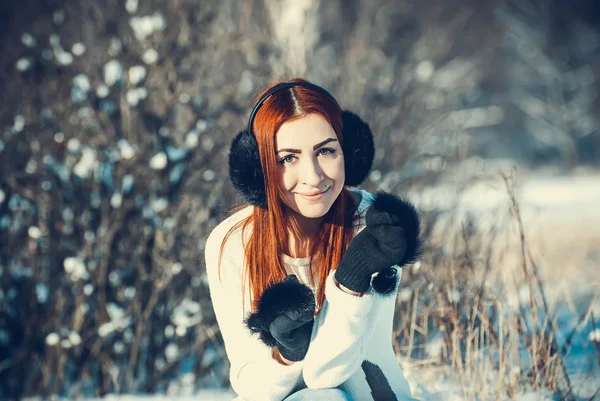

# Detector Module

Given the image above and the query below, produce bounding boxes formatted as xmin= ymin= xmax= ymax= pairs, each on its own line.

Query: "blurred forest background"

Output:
xmin=1 ymin=0 xmax=600 ymax=400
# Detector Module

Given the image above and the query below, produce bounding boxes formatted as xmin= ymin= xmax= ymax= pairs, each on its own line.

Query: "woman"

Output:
xmin=204 ymin=78 xmax=422 ymax=401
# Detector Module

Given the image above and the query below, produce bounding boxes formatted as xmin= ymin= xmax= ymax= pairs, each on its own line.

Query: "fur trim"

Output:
xmin=228 ymin=130 xmax=267 ymax=209
xmin=245 ymin=275 xmax=315 ymax=348
xmin=341 ymin=111 xmax=375 ymax=187
xmin=246 ymin=313 xmax=279 ymax=347
xmin=367 ymin=191 xmax=424 ymax=267
xmin=372 ymin=267 xmax=399 ymax=296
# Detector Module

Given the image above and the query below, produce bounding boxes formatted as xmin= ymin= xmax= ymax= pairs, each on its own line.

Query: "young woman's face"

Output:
xmin=275 ymin=113 xmax=345 ymax=221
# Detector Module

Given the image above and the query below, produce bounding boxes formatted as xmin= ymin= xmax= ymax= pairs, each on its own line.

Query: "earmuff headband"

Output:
xmin=247 ymin=81 xmax=339 ymax=136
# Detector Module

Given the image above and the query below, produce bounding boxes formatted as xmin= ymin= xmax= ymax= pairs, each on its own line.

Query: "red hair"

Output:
xmin=219 ymin=78 xmax=359 ymax=313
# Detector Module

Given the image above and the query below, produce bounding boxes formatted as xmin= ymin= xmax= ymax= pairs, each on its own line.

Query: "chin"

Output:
xmin=283 ymin=198 xmax=335 ymax=220
xmin=296 ymin=206 xmax=331 ymax=219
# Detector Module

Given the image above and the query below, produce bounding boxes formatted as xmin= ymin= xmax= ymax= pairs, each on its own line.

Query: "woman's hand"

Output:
xmin=334 ymin=191 xmax=421 ymax=294
xmin=246 ymin=275 xmax=315 ymax=362
xmin=269 ymin=309 xmax=314 ymax=362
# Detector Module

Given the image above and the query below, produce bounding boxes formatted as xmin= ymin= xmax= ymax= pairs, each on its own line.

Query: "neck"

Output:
xmin=296 ymin=216 xmax=323 ymax=238
xmin=284 ymin=212 xmax=323 ymax=258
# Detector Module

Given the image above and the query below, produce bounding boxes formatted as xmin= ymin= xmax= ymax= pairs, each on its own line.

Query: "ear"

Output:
xmin=228 ymin=130 xmax=268 ymax=208
xmin=341 ymin=110 xmax=375 ymax=187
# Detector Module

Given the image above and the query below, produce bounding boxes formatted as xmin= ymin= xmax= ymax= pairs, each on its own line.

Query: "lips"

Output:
xmin=302 ymin=189 xmax=327 ymax=196
xmin=299 ymin=185 xmax=330 ymax=196
xmin=297 ymin=186 xmax=330 ymax=199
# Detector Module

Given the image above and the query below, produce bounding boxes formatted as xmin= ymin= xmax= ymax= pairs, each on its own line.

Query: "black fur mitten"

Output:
xmin=335 ymin=191 xmax=423 ymax=294
xmin=246 ymin=275 xmax=315 ymax=361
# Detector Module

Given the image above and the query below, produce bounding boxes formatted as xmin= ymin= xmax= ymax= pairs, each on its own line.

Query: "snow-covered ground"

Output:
xmin=55 ymin=392 xmax=237 ymax=401
xmin=411 ymin=169 xmax=600 ymax=292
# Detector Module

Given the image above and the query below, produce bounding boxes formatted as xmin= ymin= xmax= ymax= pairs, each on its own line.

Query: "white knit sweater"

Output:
xmin=204 ymin=189 xmax=417 ymax=401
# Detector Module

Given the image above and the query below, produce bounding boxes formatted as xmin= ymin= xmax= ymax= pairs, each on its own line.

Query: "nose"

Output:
xmin=300 ymin=157 xmax=325 ymax=187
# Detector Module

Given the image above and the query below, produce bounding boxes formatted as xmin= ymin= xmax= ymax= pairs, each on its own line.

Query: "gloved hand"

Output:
xmin=269 ymin=308 xmax=314 ymax=361
xmin=334 ymin=191 xmax=422 ymax=294
xmin=246 ymin=275 xmax=315 ymax=362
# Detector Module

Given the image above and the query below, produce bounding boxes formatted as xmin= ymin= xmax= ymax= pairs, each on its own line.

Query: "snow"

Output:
xmin=415 ymin=60 xmax=435 ymax=82
xmin=142 ymin=48 xmax=159 ymax=64
xmin=13 ymin=114 xmax=25 ymax=132
xmin=36 ymin=283 xmax=49 ymax=303
xmin=125 ymin=0 xmax=138 ymax=14
xmin=129 ymin=13 xmax=167 ymax=41
xmin=67 ymin=137 xmax=81 ymax=152
xmin=108 ymin=38 xmax=122 ymax=56
xmin=185 ymin=132 xmax=199 ymax=148
xmin=28 ymin=226 xmax=41 ymax=239
xmin=21 ymin=32 xmax=36 ymax=47
xmin=73 ymin=147 xmax=97 ymax=178
xmin=84 ymin=284 xmax=94 ymax=296
xmin=119 ymin=140 xmax=136 ymax=160
xmin=149 ymin=152 xmax=168 ymax=170
xmin=195 ymin=120 xmax=208 ymax=132
xmin=63 ymin=257 xmax=89 ymax=281
xmin=202 ymin=170 xmax=215 ymax=182
xmin=110 ymin=193 xmax=123 ymax=208
xmin=128 ymin=65 xmax=147 ymax=85
xmin=126 ymin=89 xmax=142 ymax=106
xmin=28 ymin=392 xmax=235 ymax=401
xmin=72 ymin=42 xmax=86 ymax=56
xmin=104 ymin=60 xmax=124 ymax=86
xmin=36 ymin=372 xmax=598 ymax=401
xmin=97 ymin=84 xmax=110 ymax=98
xmin=45 ymin=333 xmax=60 ymax=346
xmin=55 ymin=51 xmax=74 ymax=66
xmin=73 ymin=74 xmax=91 ymax=93
xmin=165 ymin=343 xmax=179 ymax=362
xmin=16 ymin=57 xmax=33 ymax=71
xmin=151 ymin=197 xmax=168 ymax=213
xmin=179 ymin=93 xmax=191 ymax=104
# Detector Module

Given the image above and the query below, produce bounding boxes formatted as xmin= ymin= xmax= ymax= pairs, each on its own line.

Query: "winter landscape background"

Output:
xmin=1 ymin=0 xmax=599 ymax=400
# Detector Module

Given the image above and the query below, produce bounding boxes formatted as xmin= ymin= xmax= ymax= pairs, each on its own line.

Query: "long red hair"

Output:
xmin=219 ymin=78 xmax=359 ymax=313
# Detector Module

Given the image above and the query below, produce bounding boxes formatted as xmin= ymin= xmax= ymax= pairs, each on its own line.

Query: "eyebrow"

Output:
xmin=276 ymin=138 xmax=338 ymax=154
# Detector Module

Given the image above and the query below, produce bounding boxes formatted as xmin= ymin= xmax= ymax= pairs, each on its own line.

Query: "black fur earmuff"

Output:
xmin=228 ymin=81 xmax=375 ymax=209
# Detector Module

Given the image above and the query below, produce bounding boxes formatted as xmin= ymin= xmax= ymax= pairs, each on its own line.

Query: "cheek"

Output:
xmin=277 ymin=168 xmax=295 ymax=191
xmin=324 ymin=156 xmax=345 ymax=181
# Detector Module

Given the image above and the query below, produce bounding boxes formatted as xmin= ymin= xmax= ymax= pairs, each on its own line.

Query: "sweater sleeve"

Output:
xmin=204 ymin=221 xmax=303 ymax=401
xmin=302 ymin=269 xmax=380 ymax=388
xmin=301 ymin=195 xmax=379 ymax=389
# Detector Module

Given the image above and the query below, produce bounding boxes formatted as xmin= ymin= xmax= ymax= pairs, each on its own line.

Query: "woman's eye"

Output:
xmin=318 ymin=147 xmax=336 ymax=156
xmin=279 ymin=155 xmax=296 ymax=164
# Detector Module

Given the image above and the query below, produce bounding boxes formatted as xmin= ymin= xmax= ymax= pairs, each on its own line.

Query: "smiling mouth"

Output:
xmin=298 ymin=186 xmax=331 ymax=197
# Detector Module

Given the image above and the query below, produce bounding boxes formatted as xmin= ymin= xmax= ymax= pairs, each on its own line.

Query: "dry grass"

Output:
xmin=393 ymin=171 xmax=600 ymax=400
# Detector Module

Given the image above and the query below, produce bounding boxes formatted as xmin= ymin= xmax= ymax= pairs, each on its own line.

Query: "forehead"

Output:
xmin=275 ymin=114 xmax=336 ymax=147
